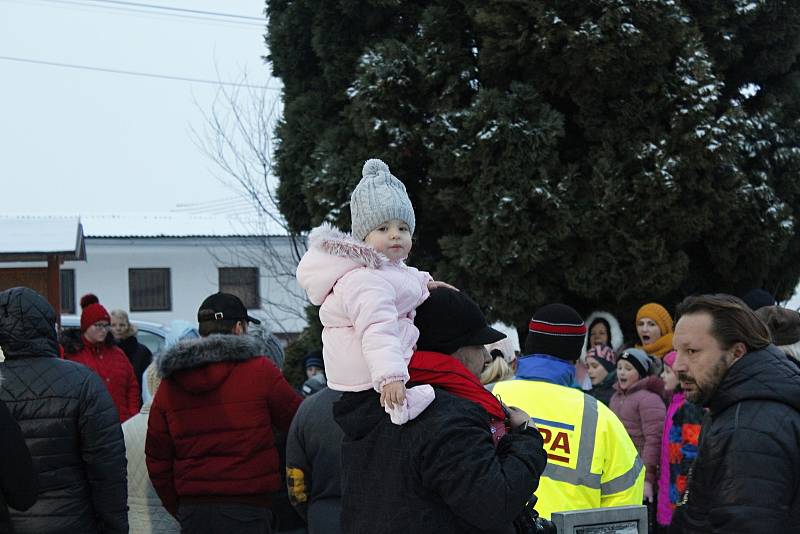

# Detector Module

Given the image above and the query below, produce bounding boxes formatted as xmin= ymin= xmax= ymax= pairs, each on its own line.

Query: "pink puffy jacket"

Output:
xmin=609 ymin=375 xmax=666 ymax=485
xmin=296 ymin=223 xmax=431 ymax=392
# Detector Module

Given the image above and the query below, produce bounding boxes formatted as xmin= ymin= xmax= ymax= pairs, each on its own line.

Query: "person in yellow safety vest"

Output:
xmin=489 ymin=303 xmax=644 ymax=519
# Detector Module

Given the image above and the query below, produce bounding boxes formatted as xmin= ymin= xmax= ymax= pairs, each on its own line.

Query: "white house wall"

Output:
xmin=65 ymin=237 xmax=307 ymax=334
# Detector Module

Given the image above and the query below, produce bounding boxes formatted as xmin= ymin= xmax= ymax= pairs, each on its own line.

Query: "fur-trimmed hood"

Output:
xmin=157 ymin=335 xmax=261 ymax=394
xmin=585 ymin=310 xmax=625 ymax=351
xmin=297 ymin=222 xmax=391 ymax=305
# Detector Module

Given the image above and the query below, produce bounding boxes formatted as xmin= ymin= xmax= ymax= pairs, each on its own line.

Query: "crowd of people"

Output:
xmin=0 ymin=158 xmax=798 ymax=533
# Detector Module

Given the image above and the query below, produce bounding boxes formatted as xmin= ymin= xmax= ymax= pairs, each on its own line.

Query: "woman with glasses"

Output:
xmin=64 ymin=294 xmax=140 ymax=422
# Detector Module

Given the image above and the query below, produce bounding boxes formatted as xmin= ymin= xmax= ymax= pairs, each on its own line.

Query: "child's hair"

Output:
xmin=480 ymin=356 xmax=514 ymax=385
xmin=145 ymin=362 xmax=162 ymax=399
xmin=586 ymin=317 xmax=612 ymax=349
xmin=110 ymin=309 xmax=137 ymax=338
xmin=350 ymin=158 xmax=415 ymax=241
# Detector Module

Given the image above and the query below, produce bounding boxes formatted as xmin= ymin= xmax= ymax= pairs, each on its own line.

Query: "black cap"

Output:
xmin=197 ymin=292 xmax=261 ymax=325
xmin=415 ymin=288 xmax=505 ymax=355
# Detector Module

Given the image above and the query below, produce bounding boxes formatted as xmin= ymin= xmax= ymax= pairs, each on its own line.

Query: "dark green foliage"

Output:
xmin=267 ymin=0 xmax=800 ymax=340
xmin=282 ymin=304 xmax=322 ymax=387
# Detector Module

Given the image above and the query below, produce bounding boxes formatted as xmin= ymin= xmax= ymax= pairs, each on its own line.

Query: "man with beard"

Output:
xmin=670 ymin=294 xmax=800 ymax=533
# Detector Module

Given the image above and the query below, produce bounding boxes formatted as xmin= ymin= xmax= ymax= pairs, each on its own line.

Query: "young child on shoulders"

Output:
xmin=297 ymin=158 xmax=452 ymax=424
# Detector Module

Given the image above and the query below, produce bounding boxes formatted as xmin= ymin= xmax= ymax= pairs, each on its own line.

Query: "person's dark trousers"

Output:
xmin=178 ymin=503 xmax=272 ymax=534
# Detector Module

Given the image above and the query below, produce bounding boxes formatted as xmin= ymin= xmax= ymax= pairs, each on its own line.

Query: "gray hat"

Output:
xmin=350 ymin=158 xmax=415 ymax=241
xmin=618 ymin=348 xmax=651 ymax=378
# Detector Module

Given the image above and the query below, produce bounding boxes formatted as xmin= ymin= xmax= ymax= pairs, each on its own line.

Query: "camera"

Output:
xmin=514 ymin=497 xmax=557 ymax=534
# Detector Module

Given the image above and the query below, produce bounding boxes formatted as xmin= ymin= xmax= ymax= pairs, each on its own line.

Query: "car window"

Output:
xmin=137 ymin=329 xmax=165 ymax=355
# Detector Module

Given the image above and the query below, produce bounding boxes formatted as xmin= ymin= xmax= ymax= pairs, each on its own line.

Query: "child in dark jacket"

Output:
xmin=586 ymin=346 xmax=617 ymax=406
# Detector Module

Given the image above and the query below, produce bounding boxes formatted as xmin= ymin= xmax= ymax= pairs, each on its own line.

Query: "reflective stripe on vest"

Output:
xmin=539 ymin=394 xmax=601 ymax=489
xmin=531 ymin=390 xmax=642 ymax=494
xmin=601 ymin=456 xmax=644 ymax=495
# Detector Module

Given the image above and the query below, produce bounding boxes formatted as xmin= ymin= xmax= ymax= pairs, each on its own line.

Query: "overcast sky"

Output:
xmin=0 ymin=0 xmax=277 ymax=216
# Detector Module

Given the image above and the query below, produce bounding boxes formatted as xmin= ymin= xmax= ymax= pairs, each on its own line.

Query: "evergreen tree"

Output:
xmin=267 ymin=0 xmax=800 ymax=339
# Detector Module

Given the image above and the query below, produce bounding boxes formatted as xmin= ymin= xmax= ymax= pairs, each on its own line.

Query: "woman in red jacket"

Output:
xmin=65 ymin=295 xmax=140 ymax=422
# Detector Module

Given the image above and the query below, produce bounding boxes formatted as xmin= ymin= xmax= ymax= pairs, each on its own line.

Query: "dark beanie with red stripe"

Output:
xmin=523 ymin=303 xmax=587 ymax=361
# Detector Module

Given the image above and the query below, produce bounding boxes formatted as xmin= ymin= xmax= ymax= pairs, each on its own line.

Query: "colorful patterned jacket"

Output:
xmin=656 ymin=390 xmax=704 ymax=527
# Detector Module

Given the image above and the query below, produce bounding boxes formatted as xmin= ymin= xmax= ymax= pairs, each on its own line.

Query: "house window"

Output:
xmin=60 ymin=269 xmax=76 ymax=314
xmin=219 ymin=267 xmax=260 ymax=308
xmin=129 ymin=268 xmax=171 ymax=311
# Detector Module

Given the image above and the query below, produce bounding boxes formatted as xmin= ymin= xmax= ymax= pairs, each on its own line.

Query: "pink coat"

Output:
xmin=296 ymin=223 xmax=431 ymax=392
xmin=610 ymin=375 xmax=666 ymax=485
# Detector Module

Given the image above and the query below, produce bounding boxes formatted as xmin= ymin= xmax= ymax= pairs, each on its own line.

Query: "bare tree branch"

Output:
xmin=191 ymin=72 xmax=308 ymax=333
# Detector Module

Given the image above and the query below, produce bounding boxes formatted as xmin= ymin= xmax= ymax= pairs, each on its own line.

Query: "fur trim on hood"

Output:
xmin=157 ymin=334 xmax=261 ymax=378
xmin=585 ymin=310 xmax=625 ymax=351
xmin=297 ymin=223 xmax=392 ymax=305
xmin=307 ymin=222 xmax=388 ymax=269
xmin=59 ymin=328 xmax=84 ymax=356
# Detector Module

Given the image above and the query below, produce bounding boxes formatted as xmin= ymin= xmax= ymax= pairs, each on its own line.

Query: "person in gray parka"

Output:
xmin=0 ymin=287 xmax=127 ymax=534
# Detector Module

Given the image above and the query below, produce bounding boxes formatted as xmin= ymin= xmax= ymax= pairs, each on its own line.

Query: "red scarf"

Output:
xmin=409 ymin=351 xmax=507 ymax=421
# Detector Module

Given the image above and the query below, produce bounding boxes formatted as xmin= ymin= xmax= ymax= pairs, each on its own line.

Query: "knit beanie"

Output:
xmin=81 ymin=293 xmax=111 ymax=334
xmin=755 ymin=306 xmax=800 ymax=346
xmin=587 ymin=345 xmax=616 ymax=373
xmin=523 ymin=303 xmax=587 ymax=361
xmin=587 ymin=348 xmax=616 ymax=374
xmin=350 ymin=158 xmax=415 ymax=241
xmin=636 ymin=303 xmax=674 ymax=335
xmin=303 ymin=350 xmax=325 ymax=370
xmin=618 ymin=348 xmax=651 ymax=378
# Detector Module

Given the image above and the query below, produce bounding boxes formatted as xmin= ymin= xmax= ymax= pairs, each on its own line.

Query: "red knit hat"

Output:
xmin=81 ymin=302 xmax=111 ymax=332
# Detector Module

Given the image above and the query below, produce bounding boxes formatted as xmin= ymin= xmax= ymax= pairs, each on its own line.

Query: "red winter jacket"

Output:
xmin=145 ymin=335 xmax=302 ymax=516
xmin=66 ymin=338 xmax=140 ymax=422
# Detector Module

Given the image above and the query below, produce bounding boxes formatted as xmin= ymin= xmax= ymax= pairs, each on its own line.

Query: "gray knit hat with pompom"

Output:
xmin=350 ymin=158 xmax=416 ymax=241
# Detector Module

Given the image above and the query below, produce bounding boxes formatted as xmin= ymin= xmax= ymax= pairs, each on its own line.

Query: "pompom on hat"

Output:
xmin=79 ymin=293 xmax=106 ymax=332
xmin=80 ymin=293 xmax=99 ymax=309
xmin=350 ymin=158 xmax=416 ymax=241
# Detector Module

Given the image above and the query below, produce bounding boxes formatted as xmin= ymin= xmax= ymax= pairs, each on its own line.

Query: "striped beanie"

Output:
xmin=350 ymin=158 xmax=416 ymax=241
xmin=523 ymin=303 xmax=587 ymax=361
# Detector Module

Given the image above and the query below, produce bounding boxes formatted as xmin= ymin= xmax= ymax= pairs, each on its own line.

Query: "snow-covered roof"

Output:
xmin=0 ymin=213 xmax=288 ymax=239
xmin=0 ymin=216 xmax=86 ymax=260
xmin=81 ymin=213 xmax=287 ymax=238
